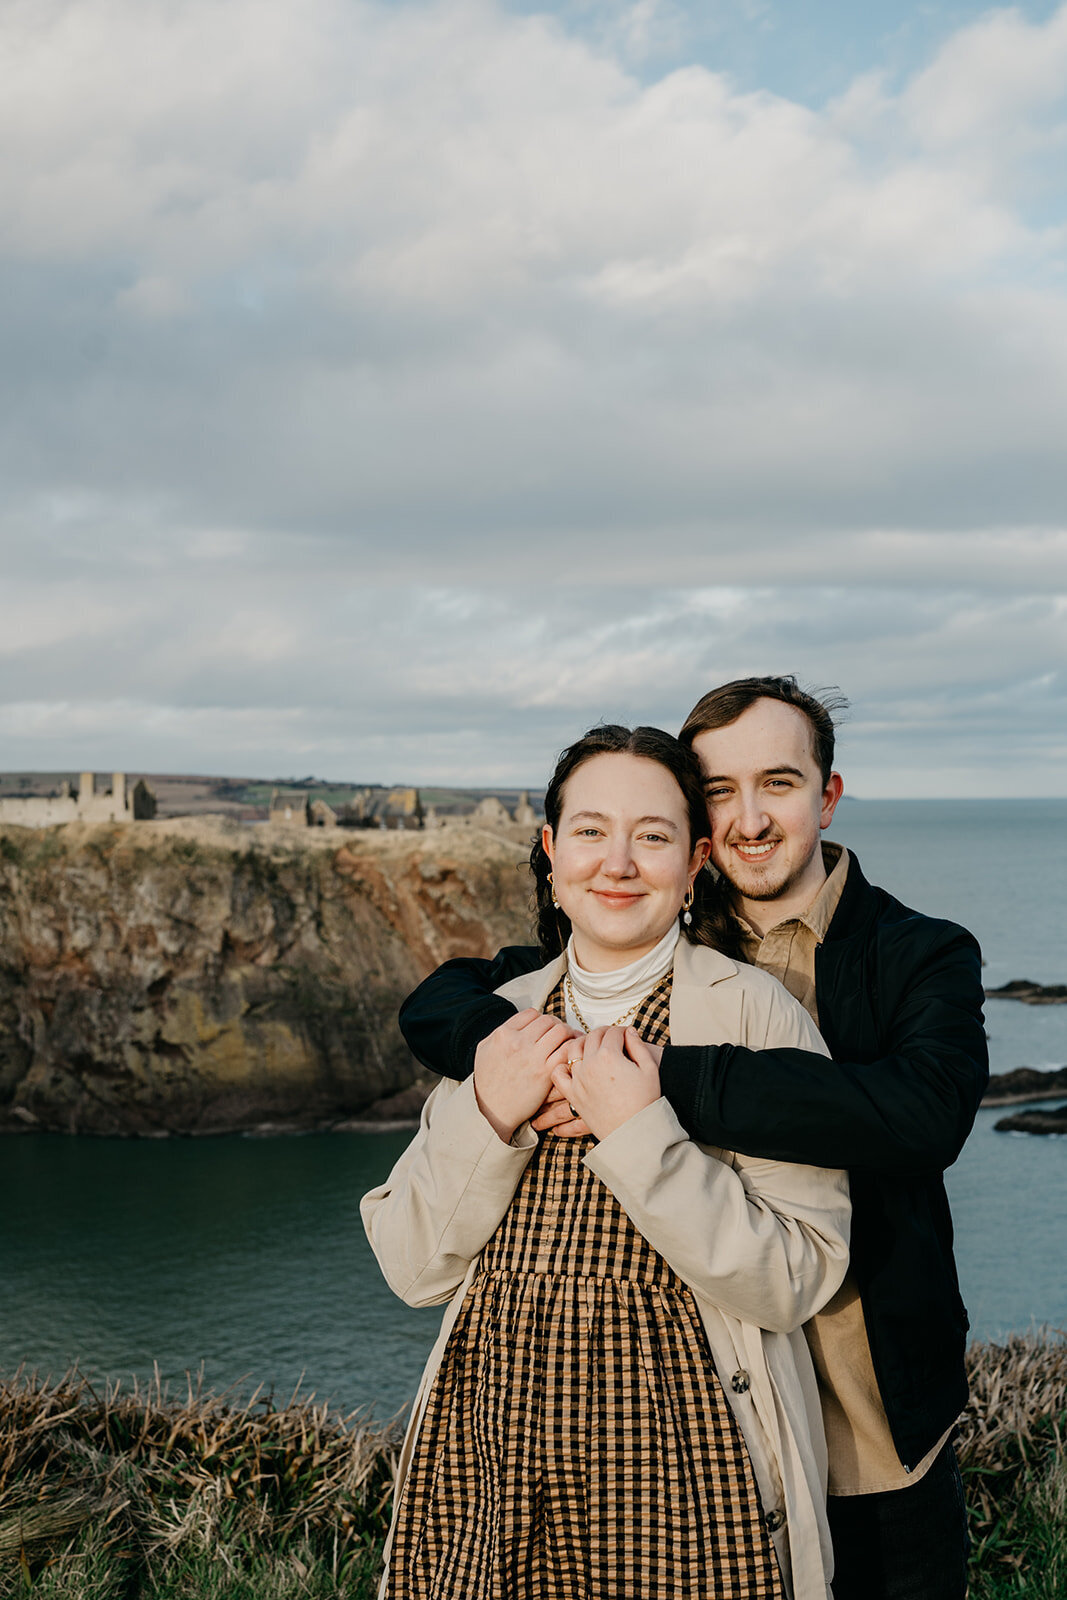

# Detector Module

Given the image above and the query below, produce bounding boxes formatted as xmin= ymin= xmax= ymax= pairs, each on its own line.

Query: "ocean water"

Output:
xmin=2 ymin=800 xmax=1064 ymax=1413
xmin=829 ymin=797 xmax=1067 ymax=1073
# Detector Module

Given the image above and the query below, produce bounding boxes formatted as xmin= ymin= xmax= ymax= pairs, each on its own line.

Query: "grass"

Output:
xmin=0 ymin=1368 xmax=398 ymax=1598
xmin=958 ymin=1331 xmax=1067 ymax=1597
xmin=1 ymin=1332 xmax=1064 ymax=1596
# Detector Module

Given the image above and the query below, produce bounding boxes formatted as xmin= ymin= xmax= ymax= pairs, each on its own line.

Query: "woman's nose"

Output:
xmin=602 ymin=837 xmax=638 ymax=876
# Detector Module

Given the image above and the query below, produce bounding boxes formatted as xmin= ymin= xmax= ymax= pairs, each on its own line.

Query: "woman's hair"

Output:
xmin=530 ymin=724 xmax=743 ymax=960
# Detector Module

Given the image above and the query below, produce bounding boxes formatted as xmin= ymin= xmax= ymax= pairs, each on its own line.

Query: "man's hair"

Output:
xmin=679 ymin=675 xmax=849 ymax=786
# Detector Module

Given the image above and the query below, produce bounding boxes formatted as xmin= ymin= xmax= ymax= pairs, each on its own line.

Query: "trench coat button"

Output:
xmin=764 ymin=1508 xmax=786 ymax=1532
xmin=730 ymin=1369 xmax=751 ymax=1393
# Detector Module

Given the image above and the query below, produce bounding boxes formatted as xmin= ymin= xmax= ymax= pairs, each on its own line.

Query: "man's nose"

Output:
xmin=735 ymin=792 xmax=771 ymax=837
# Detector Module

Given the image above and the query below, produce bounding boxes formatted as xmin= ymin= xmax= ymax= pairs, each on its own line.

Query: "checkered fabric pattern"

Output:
xmin=386 ymin=970 xmax=785 ymax=1600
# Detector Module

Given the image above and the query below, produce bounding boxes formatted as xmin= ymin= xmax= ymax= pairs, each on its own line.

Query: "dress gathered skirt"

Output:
xmin=385 ymin=976 xmax=785 ymax=1600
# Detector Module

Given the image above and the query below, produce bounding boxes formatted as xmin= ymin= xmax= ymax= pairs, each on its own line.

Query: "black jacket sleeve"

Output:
xmin=659 ymin=924 xmax=988 ymax=1176
xmin=398 ymin=945 xmax=544 ymax=1081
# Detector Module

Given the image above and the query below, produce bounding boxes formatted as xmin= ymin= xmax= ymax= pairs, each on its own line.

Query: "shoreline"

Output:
xmin=981 ymin=1088 xmax=1067 ymax=1107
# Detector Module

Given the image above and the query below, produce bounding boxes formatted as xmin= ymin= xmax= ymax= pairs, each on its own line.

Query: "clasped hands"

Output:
xmin=473 ymin=1008 xmax=665 ymax=1146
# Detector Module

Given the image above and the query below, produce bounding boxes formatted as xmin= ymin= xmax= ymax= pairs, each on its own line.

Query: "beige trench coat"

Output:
xmin=362 ymin=940 xmax=851 ymax=1600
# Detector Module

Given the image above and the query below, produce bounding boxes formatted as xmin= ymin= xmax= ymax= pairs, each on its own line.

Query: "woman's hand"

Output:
xmin=531 ymin=1051 xmax=592 ymax=1139
xmin=473 ymin=1010 xmax=581 ymax=1144
xmin=552 ymin=1025 xmax=662 ymax=1141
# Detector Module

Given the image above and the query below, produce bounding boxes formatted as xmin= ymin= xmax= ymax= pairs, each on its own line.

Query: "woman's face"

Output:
xmin=543 ymin=751 xmax=711 ymax=973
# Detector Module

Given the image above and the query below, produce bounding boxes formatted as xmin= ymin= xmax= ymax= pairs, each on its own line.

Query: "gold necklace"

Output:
xmin=564 ymin=973 xmax=645 ymax=1034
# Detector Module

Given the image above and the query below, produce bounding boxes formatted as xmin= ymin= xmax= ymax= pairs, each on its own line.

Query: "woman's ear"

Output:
xmin=689 ymin=836 xmax=712 ymax=877
xmin=542 ymin=823 xmax=555 ymax=865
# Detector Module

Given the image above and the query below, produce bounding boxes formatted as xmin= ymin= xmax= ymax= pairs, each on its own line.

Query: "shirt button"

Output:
xmin=765 ymin=1509 xmax=786 ymax=1532
xmin=730 ymin=1369 xmax=751 ymax=1393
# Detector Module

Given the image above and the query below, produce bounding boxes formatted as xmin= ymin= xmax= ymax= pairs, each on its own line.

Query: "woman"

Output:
xmin=362 ymin=726 xmax=850 ymax=1600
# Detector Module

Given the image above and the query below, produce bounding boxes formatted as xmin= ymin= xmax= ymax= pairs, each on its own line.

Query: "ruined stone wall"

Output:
xmin=0 ymin=797 xmax=81 ymax=827
xmin=0 ymin=773 xmax=149 ymax=829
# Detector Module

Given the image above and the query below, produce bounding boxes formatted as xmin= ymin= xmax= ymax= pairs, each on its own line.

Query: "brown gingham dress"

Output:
xmin=387 ymin=972 xmax=785 ymax=1600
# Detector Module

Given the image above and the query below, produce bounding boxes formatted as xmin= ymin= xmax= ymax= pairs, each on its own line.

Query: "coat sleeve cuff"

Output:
xmin=444 ymin=1074 xmax=539 ymax=1162
xmin=450 ymin=997 xmax=519 ymax=1081
xmin=657 ymin=1045 xmax=708 ymax=1136
xmin=584 ymin=1096 xmax=687 ymax=1183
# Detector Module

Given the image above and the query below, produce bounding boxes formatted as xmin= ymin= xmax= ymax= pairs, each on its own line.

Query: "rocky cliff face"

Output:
xmin=0 ymin=818 xmax=535 ymax=1135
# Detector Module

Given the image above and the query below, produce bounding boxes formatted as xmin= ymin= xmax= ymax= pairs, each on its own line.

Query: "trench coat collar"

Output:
xmin=495 ymin=937 xmax=743 ymax=1049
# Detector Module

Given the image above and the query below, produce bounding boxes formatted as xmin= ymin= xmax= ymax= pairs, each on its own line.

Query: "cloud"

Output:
xmin=1 ymin=570 xmax=1063 ymax=793
xmin=0 ymin=0 xmax=1064 ymax=790
xmin=903 ymin=4 xmax=1067 ymax=154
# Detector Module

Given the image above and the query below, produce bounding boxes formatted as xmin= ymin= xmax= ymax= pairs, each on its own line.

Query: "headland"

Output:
xmin=0 ymin=815 xmax=533 ymax=1137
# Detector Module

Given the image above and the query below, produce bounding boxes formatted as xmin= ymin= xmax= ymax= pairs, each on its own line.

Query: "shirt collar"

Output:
xmin=735 ymin=842 xmax=850 ymax=946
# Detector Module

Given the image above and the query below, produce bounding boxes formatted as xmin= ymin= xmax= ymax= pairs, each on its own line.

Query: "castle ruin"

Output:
xmin=0 ymin=774 xmax=157 ymax=829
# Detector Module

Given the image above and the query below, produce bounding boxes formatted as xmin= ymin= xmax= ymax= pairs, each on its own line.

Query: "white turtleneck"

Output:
xmin=563 ymin=922 xmax=680 ymax=1032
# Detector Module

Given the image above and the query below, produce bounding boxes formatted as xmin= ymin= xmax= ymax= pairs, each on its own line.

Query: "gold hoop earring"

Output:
xmin=682 ymin=883 xmax=694 ymax=926
xmin=548 ymin=871 xmax=561 ymax=910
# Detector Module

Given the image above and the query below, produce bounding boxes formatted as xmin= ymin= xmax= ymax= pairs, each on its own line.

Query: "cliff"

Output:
xmin=0 ymin=818 xmax=535 ymax=1136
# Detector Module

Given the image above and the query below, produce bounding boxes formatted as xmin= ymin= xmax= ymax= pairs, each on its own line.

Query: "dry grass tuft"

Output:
xmin=0 ymin=1366 xmax=400 ymax=1594
xmin=959 ymin=1329 xmax=1067 ymax=1580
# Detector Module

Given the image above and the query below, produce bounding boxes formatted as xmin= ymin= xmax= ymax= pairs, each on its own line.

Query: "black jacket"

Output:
xmin=397 ymin=852 xmax=988 ymax=1473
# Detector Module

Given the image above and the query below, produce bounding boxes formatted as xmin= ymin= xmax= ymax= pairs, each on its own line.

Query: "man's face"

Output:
xmin=689 ymin=699 xmax=843 ymax=913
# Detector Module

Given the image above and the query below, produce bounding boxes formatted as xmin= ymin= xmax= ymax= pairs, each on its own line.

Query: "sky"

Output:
xmin=1 ymin=0 xmax=1065 ymax=798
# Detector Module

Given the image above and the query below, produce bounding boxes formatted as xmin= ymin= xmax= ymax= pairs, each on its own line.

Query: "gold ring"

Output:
xmin=566 ymin=1057 xmax=580 ymax=1067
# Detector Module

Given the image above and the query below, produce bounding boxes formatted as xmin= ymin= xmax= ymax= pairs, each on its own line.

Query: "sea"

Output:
xmin=2 ymin=799 xmax=1065 ymax=1416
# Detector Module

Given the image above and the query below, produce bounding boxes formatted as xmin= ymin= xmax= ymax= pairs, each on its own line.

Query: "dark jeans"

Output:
xmin=827 ymin=1441 xmax=969 ymax=1600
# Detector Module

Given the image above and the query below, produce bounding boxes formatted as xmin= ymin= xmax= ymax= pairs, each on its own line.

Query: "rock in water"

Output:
xmin=984 ymin=979 xmax=1067 ymax=1004
xmin=983 ymin=1066 xmax=1067 ymax=1105
xmin=994 ymin=1104 xmax=1067 ymax=1136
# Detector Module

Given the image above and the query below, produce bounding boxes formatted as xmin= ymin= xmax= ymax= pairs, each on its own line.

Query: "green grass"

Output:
xmin=964 ymin=1450 xmax=1066 ymax=1598
xmin=6 ymin=1535 xmax=383 ymax=1599
xmin=2 ymin=1332 xmax=1064 ymax=1596
xmin=966 ymin=1451 xmax=1066 ymax=1596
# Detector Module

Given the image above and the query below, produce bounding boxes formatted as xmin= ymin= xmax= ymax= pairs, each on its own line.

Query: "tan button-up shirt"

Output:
xmin=736 ymin=843 xmax=950 ymax=1496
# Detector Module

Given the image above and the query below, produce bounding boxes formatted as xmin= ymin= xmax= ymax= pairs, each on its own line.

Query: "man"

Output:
xmin=398 ymin=676 xmax=986 ymax=1600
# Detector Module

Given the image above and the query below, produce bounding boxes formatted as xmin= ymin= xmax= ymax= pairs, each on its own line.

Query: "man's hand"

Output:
xmin=473 ymin=1009 xmax=581 ymax=1144
xmin=552 ymin=1026 xmax=663 ymax=1141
